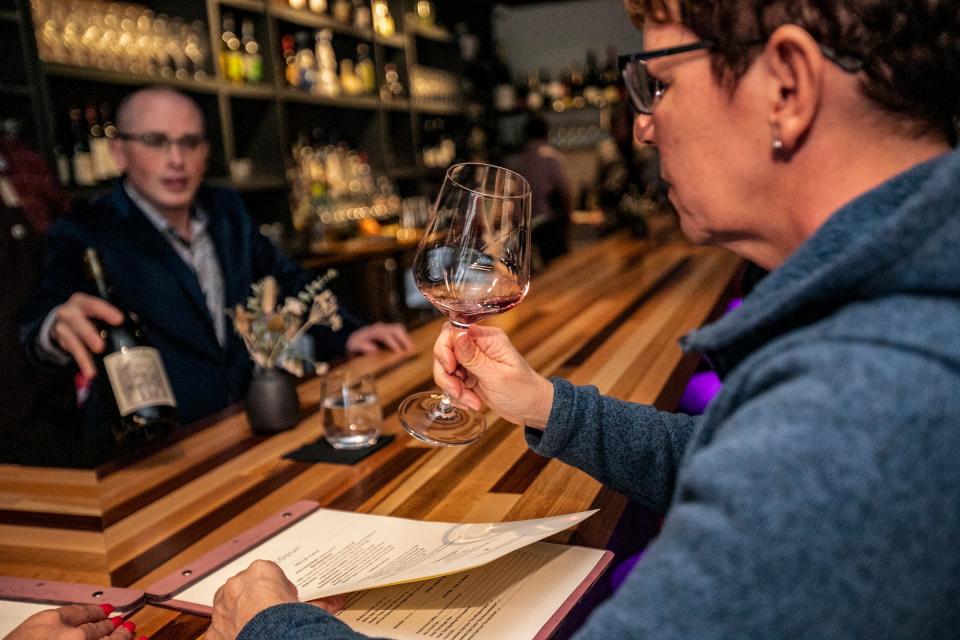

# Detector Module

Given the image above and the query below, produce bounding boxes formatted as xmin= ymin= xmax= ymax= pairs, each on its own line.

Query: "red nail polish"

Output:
xmin=122 ymin=621 xmax=137 ymax=632
xmin=109 ymin=616 xmax=123 ymax=628
xmin=99 ymin=603 xmax=115 ymax=615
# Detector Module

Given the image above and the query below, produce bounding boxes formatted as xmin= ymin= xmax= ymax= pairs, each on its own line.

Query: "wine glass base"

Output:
xmin=398 ymin=391 xmax=486 ymax=447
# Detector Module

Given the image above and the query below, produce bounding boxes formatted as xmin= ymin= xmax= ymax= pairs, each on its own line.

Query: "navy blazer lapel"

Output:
xmin=112 ymin=186 xmax=222 ymax=356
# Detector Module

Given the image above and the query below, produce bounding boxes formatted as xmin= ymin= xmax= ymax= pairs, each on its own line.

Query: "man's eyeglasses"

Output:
xmin=618 ymin=39 xmax=865 ymax=115
xmin=116 ymin=131 xmax=207 ymax=153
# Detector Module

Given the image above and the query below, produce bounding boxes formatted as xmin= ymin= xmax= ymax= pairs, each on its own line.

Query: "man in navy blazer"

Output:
xmin=19 ymin=87 xmax=411 ymax=461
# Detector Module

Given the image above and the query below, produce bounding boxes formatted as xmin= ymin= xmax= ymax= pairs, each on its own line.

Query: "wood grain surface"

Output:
xmin=0 ymin=224 xmax=741 ymax=638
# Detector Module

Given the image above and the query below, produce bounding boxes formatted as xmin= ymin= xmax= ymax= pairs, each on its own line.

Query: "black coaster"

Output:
xmin=283 ymin=435 xmax=394 ymax=465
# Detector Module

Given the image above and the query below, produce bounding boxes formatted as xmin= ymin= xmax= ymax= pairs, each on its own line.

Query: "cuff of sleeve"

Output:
xmin=524 ymin=377 xmax=578 ymax=458
xmin=36 ymin=309 xmax=73 ymax=366
xmin=238 ymin=603 xmax=351 ymax=640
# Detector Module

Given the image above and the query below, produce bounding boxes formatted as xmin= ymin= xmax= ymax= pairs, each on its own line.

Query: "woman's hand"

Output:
xmin=207 ymin=560 xmax=345 ymax=640
xmin=4 ymin=604 xmax=137 ymax=640
xmin=433 ymin=324 xmax=554 ymax=429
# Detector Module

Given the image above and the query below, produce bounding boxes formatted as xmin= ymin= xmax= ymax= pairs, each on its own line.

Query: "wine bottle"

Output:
xmin=69 ymin=106 xmax=95 ymax=187
xmin=84 ymin=248 xmax=179 ymax=446
xmin=241 ymin=18 xmax=263 ymax=83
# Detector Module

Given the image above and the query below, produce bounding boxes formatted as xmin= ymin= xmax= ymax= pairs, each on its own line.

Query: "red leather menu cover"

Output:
xmin=145 ymin=501 xmax=613 ymax=639
xmin=0 ymin=576 xmax=144 ymax=612
xmin=144 ymin=499 xmax=319 ymax=615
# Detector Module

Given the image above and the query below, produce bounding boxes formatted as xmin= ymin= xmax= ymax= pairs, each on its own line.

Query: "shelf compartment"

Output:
xmin=412 ymin=101 xmax=464 ymax=116
xmin=405 ymin=19 xmax=452 ymax=43
xmin=41 ymin=62 xmax=222 ymax=94
xmin=269 ymin=4 xmax=373 ymax=40
xmin=217 ymin=0 xmax=267 ymax=14
xmin=0 ymin=81 xmax=30 ymax=97
xmin=280 ymin=88 xmax=379 ymax=110
xmin=222 ymin=83 xmax=277 ymax=100
xmin=373 ymin=33 xmax=405 ymax=49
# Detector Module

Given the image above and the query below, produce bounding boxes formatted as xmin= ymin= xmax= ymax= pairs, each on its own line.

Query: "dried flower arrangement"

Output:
xmin=229 ymin=270 xmax=342 ymax=377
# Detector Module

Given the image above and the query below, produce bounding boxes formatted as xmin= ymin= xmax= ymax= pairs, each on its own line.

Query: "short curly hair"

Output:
xmin=624 ymin=0 xmax=960 ymax=143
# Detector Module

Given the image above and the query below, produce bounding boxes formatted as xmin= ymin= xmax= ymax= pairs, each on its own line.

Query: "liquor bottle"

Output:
xmin=583 ymin=50 xmax=602 ymax=107
xmin=309 ymin=0 xmax=327 ymax=13
xmin=83 ymin=248 xmax=178 ymax=446
xmin=355 ymin=42 xmax=376 ymax=94
xmin=601 ymin=45 xmax=622 ymax=106
xmin=99 ymin=102 xmax=122 ymax=180
xmin=69 ymin=106 xmax=95 ymax=187
xmin=241 ymin=18 xmax=263 ymax=83
xmin=492 ymin=43 xmax=515 ymax=113
xmin=526 ymin=70 xmax=544 ymax=111
xmin=294 ymin=31 xmax=317 ymax=91
xmin=86 ymin=103 xmax=109 ymax=184
xmin=353 ymin=0 xmax=371 ymax=30
xmin=372 ymin=0 xmax=395 ymax=37
xmin=415 ymin=0 xmax=434 ymax=27
xmin=339 ymin=58 xmax=364 ymax=95
xmin=331 ymin=0 xmax=352 ymax=24
xmin=281 ymin=34 xmax=300 ymax=87
xmin=314 ymin=29 xmax=341 ymax=96
xmin=289 ymin=0 xmax=307 ymax=9
xmin=220 ymin=12 xmax=245 ymax=84
xmin=380 ymin=62 xmax=404 ymax=101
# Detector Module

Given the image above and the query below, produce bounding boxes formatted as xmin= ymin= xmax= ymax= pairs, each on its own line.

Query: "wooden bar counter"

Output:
xmin=0 ymin=224 xmax=741 ymax=638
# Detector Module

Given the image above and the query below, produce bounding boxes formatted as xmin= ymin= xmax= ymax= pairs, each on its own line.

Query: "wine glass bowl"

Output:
xmin=399 ymin=163 xmax=532 ymax=447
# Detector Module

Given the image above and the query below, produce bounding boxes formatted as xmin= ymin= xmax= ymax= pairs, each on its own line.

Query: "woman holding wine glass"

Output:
xmin=398 ymin=162 xmax=532 ymax=447
xmin=207 ymin=0 xmax=960 ymax=636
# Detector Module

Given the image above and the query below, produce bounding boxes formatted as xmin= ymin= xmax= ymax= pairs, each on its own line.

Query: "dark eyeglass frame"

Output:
xmin=116 ymin=131 xmax=208 ymax=153
xmin=618 ymin=39 xmax=865 ymax=115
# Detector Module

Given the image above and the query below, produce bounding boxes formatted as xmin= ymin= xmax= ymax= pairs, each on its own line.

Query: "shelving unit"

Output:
xmin=2 ymin=0 xmax=474 ymax=229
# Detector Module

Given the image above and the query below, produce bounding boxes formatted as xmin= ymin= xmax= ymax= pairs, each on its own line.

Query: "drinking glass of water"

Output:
xmin=321 ymin=370 xmax=382 ymax=449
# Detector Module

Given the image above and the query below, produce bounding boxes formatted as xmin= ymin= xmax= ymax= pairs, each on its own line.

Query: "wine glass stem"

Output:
xmin=434 ymin=322 xmax=470 ymax=419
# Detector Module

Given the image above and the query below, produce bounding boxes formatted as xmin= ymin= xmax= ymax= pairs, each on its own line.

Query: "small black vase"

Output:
xmin=246 ymin=367 xmax=300 ymax=434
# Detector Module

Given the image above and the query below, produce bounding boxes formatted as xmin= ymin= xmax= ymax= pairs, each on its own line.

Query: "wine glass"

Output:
xmin=398 ymin=162 xmax=532 ymax=446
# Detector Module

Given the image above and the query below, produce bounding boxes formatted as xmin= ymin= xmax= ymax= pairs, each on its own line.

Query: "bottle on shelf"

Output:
xmin=353 ymin=0 xmax=372 ymax=30
xmin=380 ymin=62 xmax=404 ymax=101
xmin=331 ymin=0 xmax=352 ymax=25
xmin=241 ymin=18 xmax=263 ymax=83
xmin=220 ymin=12 xmax=245 ymax=84
xmin=86 ymin=103 xmax=110 ymax=184
xmin=83 ymin=248 xmax=179 ymax=447
xmin=314 ymin=29 xmax=341 ymax=96
xmin=601 ymin=45 xmax=622 ymax=105
xmin=415 ymin=0 xmax=434 ymax=27
xmin=568 ymin=61 xmax=585 ymax=108
xmin=309 ymin=0 xmax=328 ymax=13
xmin=295 ymin=31 xmax=318 ymax=91
xmin=289 ymin=0 xmax=308 ymax=10
xmin=99 ymin=102 xmax=122 ymax=180
xmin=492 ymin=43 xmax=516 ymax=113
xmin=583 ymin=50 xmax=602 ymax=107
xmin=69 ymin=105 xmax=95 ymax=188
xmin=355 ymin=43 xmax=376 ymax=94
xmin=282 ymin=34 xmax=300 ymax=87
xmin=372 ymin=0 xmax=396 ymax=37
xmin=339 ymin=58 xmax=364 ymax=95
xmin=526 ymin=70 xmax=544 ymax=111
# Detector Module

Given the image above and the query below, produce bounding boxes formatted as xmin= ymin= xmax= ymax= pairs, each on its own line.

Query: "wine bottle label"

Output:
xmin=104 ymin=347 xmax=177 ymax=416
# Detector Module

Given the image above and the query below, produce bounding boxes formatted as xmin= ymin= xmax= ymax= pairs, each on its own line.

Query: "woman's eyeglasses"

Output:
xmin=618 ymin=39 xmax=864 ymax=115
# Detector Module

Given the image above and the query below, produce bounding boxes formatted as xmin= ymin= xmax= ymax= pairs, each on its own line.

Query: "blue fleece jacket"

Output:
xmin=239 ymin=149 xmax=960 ymax=639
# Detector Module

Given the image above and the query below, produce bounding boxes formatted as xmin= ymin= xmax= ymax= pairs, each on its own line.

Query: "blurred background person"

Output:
xmin=0 ymin=122 xmax=81 ymax=466
xmin=512 ymin=115 xmax=573 ymax=268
